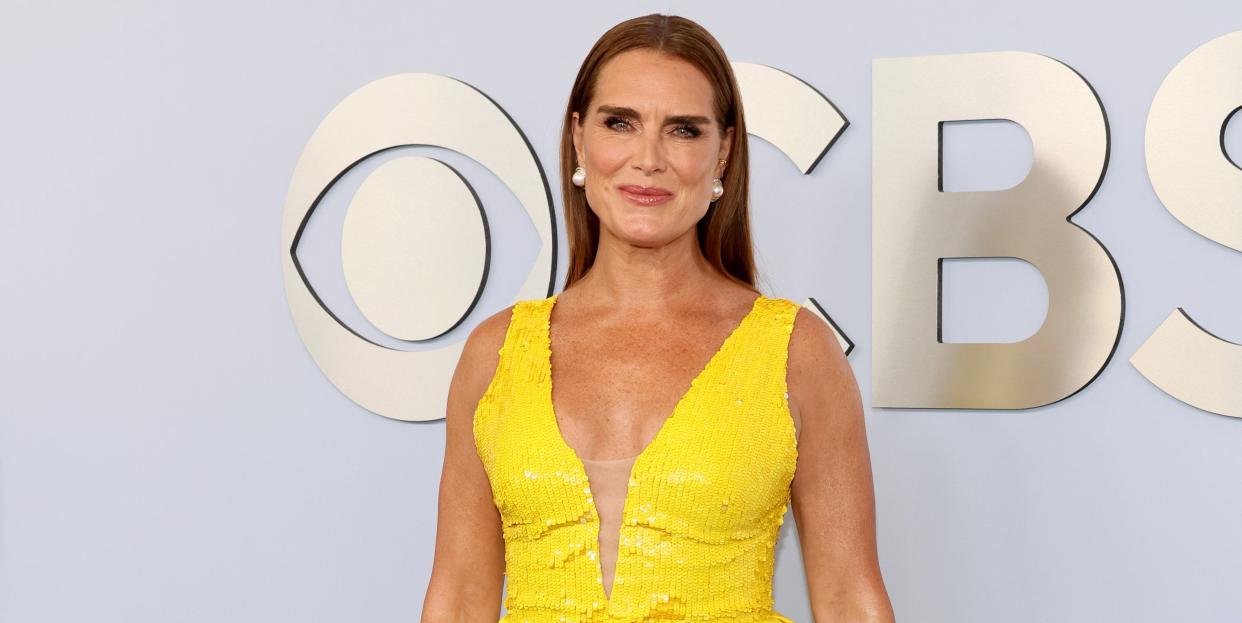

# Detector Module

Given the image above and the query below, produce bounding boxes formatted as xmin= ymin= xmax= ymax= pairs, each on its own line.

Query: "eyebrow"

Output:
xmin=594 ymin=105 xmax=712 ymax=126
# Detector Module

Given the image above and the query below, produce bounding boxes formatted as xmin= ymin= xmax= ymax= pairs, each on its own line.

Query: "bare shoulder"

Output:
xmin=466 ymin=303 xmax=517 ymax=356
xmin=788 ymin=305 xmax=846 ymax=371
xmin=786 ymin=305 xmax=858 ymax=423
xmin=450 ymin=303 xmax=518 ymax=410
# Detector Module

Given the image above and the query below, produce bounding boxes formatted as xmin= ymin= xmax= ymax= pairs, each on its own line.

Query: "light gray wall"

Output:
xmin=2 ymin=1 xmax=1240 ymax=621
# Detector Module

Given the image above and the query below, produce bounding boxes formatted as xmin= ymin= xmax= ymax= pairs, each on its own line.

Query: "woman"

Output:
xmin=423 ymin=13 xmax=894 ymax=623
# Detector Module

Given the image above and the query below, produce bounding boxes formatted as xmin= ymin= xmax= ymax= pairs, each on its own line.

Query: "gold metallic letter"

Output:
xmin=732 ymin=62 xmax=854 ymax=354
xmin=872 ymin=52 xmax=1121 ymax=408
xmin=1132 ymin=31 xmax=1242 ymax=418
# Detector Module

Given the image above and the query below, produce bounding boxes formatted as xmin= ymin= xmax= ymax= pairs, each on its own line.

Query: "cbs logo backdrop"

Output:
xmin=4 ymin=3 xmax=1240 ymax=623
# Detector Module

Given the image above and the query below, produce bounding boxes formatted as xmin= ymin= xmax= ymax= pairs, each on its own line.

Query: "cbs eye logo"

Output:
xmin=281 ymin=66 xmax=851 ymax=422
xmin=283 ymin=31 xmax=1242 ymax=422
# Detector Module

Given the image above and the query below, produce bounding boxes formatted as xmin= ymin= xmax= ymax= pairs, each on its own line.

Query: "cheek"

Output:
xmin=586 ymin=139 xmax=629 ymax=177
xmin=671 ymin=160 xmax=716 ymax=197
xmin=670 ymin=145 xmax=718 ymax=176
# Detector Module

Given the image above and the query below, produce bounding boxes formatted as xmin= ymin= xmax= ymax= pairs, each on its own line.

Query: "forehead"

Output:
xmin=591 ymin=49 xmax=716 ymax=115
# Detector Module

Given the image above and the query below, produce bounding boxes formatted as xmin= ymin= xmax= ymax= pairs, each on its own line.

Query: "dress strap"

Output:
xmin=748 ymin=296 xmax=800 ymax=360
xmin=760 ymin=296 xmax=800 ymax=338
xmin=727 ymin=296 xmax=800 ymax=405
xmin=496 ymin=297 xmax=551 ymax=358
xmin=475 ymin=297 xmax=555 ymax=415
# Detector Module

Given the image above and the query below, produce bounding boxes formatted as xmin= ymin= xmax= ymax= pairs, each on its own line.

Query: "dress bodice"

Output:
xmin=472 ymin=294 xmax=801 ymax=622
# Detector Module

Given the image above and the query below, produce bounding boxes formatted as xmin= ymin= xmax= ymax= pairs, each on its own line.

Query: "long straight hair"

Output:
xmin=558 ymin=14 xmax=757 ymax=291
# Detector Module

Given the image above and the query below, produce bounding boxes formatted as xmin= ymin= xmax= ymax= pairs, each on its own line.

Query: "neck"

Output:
xmin=573 ymin=227 xmax=725 ymax=312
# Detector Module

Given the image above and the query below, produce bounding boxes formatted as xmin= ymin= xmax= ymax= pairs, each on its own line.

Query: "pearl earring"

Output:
xmin=709 ymin=157 xmax=727 ymax=202
xmin=571 ymin=165 xmax=586 ymax=187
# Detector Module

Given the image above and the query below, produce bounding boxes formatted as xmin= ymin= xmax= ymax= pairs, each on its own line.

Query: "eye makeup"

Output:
xmin=602 ymin=114 xmax=704 ymax=138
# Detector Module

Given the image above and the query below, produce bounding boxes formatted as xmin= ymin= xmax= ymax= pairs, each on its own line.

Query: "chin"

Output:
xmin=620 ymin=222 xmax=689 ymax=248
xmin=611 ymin=211 xmax=665 ymax=232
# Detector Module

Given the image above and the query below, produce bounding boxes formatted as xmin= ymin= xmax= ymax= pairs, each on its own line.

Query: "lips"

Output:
xmin=618 ymin=184 xmax=672 ymax=196
xmin=618 ymin=184 xmax=674 ymax=206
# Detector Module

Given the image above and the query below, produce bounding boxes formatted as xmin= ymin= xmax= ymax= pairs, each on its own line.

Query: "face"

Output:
xmin=572 ymin=49 xmax=734 ymax=248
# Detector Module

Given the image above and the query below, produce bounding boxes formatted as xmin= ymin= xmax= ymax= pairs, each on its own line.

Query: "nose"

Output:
xmin=631 ymin=129 xmax=667 ymax=175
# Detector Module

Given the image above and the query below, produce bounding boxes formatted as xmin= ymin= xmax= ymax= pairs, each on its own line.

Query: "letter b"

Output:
xmin=872 ymin=52 xmax=1123 ymax=408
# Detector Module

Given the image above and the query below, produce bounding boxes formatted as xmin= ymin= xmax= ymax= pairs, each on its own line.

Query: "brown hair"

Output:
xmin=559 ymin=14 xmax=757 ymax=292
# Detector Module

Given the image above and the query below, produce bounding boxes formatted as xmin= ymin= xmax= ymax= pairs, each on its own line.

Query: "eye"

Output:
xmin=605 ymin=116 xmax=633 ymax=131
xmin=282 ymin=73 xmax=555 ymax=423
xmin=673 ymin=124 xmax=702 ymax=138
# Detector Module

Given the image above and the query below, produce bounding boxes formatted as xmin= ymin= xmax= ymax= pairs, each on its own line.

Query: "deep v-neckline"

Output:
xmin=542 ymin=293 xmax=765 ymax=607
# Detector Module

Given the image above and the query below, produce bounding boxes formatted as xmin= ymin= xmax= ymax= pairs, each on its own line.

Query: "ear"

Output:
xmin=572 ymin=112 xmax=586 ymax=165
xmin=717 ymin=126 xmax=735 ymax=177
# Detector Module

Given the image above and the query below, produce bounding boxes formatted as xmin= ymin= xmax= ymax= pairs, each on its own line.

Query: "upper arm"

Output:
xmin=786 ymin=306 xmax=895 ymax=622
xmin=421 ymin=305 xmax=514 ymax=623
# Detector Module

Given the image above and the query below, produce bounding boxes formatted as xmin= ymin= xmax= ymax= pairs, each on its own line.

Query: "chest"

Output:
xmin=482 ymin=353 xmax=797 ymax=533
xmin=549 ymin=324 xmax=734 ymax=459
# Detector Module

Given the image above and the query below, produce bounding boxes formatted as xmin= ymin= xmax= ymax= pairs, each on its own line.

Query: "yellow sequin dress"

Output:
xmin=473 ymin=294 xmax=801 ymax=622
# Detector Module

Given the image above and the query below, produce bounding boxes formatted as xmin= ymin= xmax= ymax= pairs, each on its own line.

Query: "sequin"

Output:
xmin=473 ymin=295 xmax=801 ymax=622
